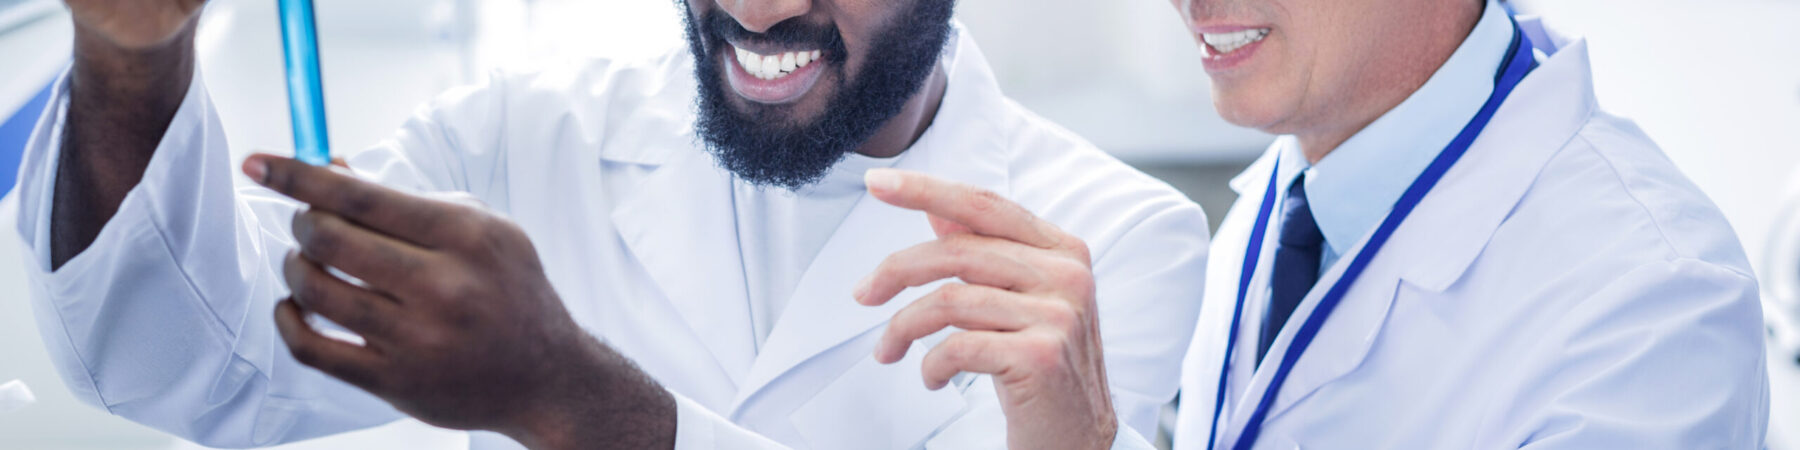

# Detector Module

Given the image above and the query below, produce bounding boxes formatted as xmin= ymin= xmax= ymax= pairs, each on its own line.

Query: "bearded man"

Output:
xmin=13 ymin=0 xmax=1209 ymax=448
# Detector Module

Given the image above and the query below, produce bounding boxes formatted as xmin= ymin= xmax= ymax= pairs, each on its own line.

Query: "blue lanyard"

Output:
xmin=1206 ymin=18 xmax=1539 ymax=450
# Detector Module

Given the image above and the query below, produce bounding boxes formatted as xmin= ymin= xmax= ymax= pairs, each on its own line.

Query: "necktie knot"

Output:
xmin=1260 ymin=175 xmax=1325 ymax=363
xmin=1278 ymin=178 xmax=1325 ymax=248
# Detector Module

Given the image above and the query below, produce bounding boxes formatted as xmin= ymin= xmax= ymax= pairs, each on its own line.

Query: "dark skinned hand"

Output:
xmin=856 ymin=169 xmax=1118 ymax=449
xmin=242 ymin=154 xmax=674 ymax=450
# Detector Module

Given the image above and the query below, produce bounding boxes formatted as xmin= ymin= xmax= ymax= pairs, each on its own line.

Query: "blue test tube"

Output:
xmin=277 ymin=0 xmax=331 ymax=166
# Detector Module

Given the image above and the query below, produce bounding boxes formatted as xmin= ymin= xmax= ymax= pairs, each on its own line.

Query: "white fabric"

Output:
xmin=11 ymin=24 xmax=1209 ymax=449
xmin=734 ymin=153 xmax=898 ymax=348
xmin=1173 ymin=16 xmax=1769 ymax=450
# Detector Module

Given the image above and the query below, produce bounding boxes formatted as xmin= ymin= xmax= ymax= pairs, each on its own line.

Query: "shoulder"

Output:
xmin=419 ymin=47 xmax=699 ymax=165
xmin=996 ymin=100 xmax=1210 ymax=260
xmin=1516 ymin=110 xmax=1752 ymax=278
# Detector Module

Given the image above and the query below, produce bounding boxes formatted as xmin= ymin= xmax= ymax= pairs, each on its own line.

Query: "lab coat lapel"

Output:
xmin=1203 ymin=148 xmax=1400 ymax=444
xmin=612 ymin=148 xmax=757 ymax=385
xmin=1219 ymin=23 xmax=1598 ymax=440
xmin=730 ymin=30 xmax=1012 ymax=412
xmin=1217 ymin=236 xmax=1400 ymax=440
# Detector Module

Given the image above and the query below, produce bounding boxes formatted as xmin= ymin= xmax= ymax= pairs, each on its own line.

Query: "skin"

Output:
xmin=862 ymin=0 xmax=1492 ymax=447
xmin=857 ymin=169 xmax=1118 ymax=449
xmin=692 ymin=0 xmax=948 ymax=159
xmin=1167 ymin=0 xmax=1484 ymax=163
xmin=42 ymin=0 xmax=962 ymax=448
xmin=50 ymin=0 xmax=203 ymax=268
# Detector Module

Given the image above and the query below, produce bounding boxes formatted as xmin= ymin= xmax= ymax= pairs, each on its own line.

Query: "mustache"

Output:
xmin=702 ymin=9 xmax=846 ymax=56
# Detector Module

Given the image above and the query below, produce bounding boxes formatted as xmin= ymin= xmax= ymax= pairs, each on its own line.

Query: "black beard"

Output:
xmin=680 ymin=0 xmax=955 ymax=190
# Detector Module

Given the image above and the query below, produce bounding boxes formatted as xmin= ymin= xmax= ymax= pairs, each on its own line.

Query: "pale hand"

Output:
xmin=856 ymin=169 xmax=1117 ymax=450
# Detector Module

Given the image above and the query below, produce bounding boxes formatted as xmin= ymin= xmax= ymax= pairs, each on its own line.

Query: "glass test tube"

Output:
xmin=277 ymin=0 xmax=331 ymax=166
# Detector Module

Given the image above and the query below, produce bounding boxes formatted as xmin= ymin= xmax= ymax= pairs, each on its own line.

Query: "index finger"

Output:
xmin=244 ymin=153 xmax=456 ymax=247
xmin=864 ymin=168 xmax=1064 ymax=249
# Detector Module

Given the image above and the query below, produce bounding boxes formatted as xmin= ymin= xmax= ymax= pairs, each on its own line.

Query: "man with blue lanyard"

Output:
xmin=1158 ymin=0 xmax=1769 ymax=447
xmin=755 ymin=0 xmax=1766 ymax=447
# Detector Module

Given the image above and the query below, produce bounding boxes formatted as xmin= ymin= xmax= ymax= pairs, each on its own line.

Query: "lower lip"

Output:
xmin=1201 ymin=36 xmax=1266 ymax=73
xmin=724 ymin=50 xmax=827 ymax=104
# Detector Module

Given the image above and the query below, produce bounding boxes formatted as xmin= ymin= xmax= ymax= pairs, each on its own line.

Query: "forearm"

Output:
xmin=50 ymin=18 xmax=198 ymax=268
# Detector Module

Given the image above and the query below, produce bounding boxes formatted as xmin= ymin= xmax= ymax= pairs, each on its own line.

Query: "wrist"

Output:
xmin=501 ymin=337 xmax=677 ymax=450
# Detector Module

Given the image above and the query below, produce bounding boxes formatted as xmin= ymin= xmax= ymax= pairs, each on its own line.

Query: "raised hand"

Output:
xmin=857 ymin=168 xmax=1117 ymax=449
xmin=243 ymin=154 xmax=675 ymax=450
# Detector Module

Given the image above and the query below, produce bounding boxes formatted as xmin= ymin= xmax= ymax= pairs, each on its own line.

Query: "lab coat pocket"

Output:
xmin=790 ymin=342 xmax=970 ymax=450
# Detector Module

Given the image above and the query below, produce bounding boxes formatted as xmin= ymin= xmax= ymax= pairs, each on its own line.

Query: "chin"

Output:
xmin=1211 ymin=93 xmax=1280 ymax=132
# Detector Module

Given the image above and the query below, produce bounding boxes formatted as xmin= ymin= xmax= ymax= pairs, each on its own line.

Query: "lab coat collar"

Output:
xmin=728 ymin=24 xmax=1012 ymax=413
xmin=608 ymin=23 xmax=1010 ymax=413
xmin=1383 ymin=16 xmax=1598 ymax=292
xmin=1222 ymin=17 xmax=1596 ymax=292
xmin=612 ymin=147 xmax=759 ymax=386
xmin=1216 ymin=17 xmax=1601 ymax=434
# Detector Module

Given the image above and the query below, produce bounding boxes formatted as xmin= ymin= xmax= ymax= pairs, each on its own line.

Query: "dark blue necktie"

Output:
xmin=1260 ymin=175 xmax=1324 ymax=363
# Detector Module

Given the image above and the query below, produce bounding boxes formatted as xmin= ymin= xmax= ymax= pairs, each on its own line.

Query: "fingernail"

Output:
xmin=244 ymin=157 xmax=268 ymax=184
xmin=852 ymin=276 xmax=872 ymax=304
xmin=864 ymin=169 xmax=901 ymax=193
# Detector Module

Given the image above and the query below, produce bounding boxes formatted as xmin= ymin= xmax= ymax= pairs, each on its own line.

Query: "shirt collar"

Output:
xmin=1277 ymin=0 xmax=1515 ymax=259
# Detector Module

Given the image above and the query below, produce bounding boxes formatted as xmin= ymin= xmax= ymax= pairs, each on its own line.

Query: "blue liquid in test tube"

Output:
xmin=278 ymin=0 xmax=331 ymax=166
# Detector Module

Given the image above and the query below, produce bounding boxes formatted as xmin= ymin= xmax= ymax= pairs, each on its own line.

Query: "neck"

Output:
xmin=853 ymin=62 xmax=950 ymax=158
xmin=1294 ymin=1 xmax=1486 ymax=164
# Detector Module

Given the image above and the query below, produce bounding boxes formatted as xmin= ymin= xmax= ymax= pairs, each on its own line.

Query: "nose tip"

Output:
xmin=721 ymin=0 xmax=811 ymax=34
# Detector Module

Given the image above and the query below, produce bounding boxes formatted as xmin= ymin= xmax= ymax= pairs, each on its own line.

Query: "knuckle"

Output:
xmin=1040 ymin=301 xmax=1080 ymax=331
xmin=297 ymin=219 xmax=341 ymax=258
xmin=1023 ymin=334 xmax=1067 ymax=369
xmin=1066 ymin=239 xmax=1093 ymax=265
xmin=334 ymin=187 xmax=377 ymax=217
xmin=962 ymin=188 xmax=1005 ymax=215
xmin=424 ymin=274 xmax=470 ymax=302
xmin=409 ymin=327 xmax=448 ymax=352
xmin=1048 ymin=259 xmax=1095 ymax=294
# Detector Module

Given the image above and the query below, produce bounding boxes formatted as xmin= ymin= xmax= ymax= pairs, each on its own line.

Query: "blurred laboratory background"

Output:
xmin=1 ymin=0 xmax=1797 ymax=448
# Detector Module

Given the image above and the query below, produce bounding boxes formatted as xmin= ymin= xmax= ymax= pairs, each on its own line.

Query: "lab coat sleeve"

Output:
xmin=672 ymin=391 xmax=790 ymax=450
xmin=10 ymin=67 xmax=486 ymax=447
xmin=1506 ymin=258 xmax=1768 ymax=449
xmin=1089 ymin=199 xmax=1211 ymax=443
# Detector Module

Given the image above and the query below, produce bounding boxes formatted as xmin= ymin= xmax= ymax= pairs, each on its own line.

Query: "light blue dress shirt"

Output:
xmin=1271 ymin=0 xmax=1515 ymax=271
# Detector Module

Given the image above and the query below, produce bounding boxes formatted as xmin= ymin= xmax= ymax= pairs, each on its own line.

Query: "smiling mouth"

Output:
xmin=732 ymin=44 xmax=825 ymax=81
xmin=1201 ymin=28 xmax=1270 ymax=55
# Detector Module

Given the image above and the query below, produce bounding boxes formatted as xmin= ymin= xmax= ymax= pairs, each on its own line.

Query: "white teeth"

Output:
xmin=760 ymin=55 xmax=778 ymax=79
xmin=730 ymin=44 xmax=825 ymax=80
xmin=1201 ymin=28 xmax=1269 ymax=54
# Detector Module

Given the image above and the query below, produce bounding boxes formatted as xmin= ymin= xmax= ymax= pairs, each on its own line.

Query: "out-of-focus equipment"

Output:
xmin=0 ymin=379 xmax=35 ymax=413
xmin=1763 ymin=185 xmax=1800 ymax=366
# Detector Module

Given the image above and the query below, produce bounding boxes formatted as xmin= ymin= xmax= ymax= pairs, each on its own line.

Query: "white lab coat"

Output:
xmin=1174 ymin=17 xmax=1768 ymax=449
xmin=10 ymin=27 xmax=1207 ymax=449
